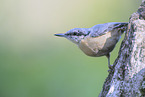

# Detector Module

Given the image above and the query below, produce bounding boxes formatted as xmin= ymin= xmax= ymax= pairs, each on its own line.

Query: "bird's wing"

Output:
xmin=90 ymin=22 xmax=128 ymax=37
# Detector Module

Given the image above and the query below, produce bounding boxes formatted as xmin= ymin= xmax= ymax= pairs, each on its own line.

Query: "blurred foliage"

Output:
xmin=0 ymin=0 xmax=141 ymax=97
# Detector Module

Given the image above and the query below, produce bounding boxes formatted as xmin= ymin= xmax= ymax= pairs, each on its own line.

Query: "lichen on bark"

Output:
xmin=99 ymin=0 xmax=145 ymax=97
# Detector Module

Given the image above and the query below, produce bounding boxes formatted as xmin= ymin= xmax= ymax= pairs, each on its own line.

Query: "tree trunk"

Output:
xmin=99 ymin=0 xmax=145 ymax=97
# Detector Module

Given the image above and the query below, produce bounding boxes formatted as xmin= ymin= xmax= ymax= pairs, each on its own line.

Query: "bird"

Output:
xmin=54 ymin=22 xmax=128 ymax=69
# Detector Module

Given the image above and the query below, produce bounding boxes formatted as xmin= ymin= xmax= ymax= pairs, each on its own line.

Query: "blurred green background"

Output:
xmin=0 ymin=0 xmax=141 ymax=97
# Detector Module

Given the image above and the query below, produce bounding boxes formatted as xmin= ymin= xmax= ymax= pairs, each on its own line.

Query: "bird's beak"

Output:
xmin=54 ymin=33 xmax=66 ymax=37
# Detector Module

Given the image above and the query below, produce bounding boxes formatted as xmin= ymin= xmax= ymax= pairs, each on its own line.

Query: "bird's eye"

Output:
xmin=73 ymin=32 xmax=77 ymax=35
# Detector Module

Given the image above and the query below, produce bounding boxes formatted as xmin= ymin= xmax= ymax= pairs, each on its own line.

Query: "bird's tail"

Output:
xmin=114 ymin=22 xmax=128 ymax=34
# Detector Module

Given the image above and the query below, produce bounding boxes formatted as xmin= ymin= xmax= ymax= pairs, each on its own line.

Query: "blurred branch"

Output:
xmin=99 ymin=0 xmax=145 ymax=97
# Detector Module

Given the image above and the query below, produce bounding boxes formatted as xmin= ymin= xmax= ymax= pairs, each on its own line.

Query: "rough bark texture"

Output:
xmin=99 ymin=0 xmax=145 ymax=97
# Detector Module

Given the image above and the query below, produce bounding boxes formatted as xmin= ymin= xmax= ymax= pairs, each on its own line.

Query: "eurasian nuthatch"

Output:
xmin=54 ymin=22 xmax=128 ymax=69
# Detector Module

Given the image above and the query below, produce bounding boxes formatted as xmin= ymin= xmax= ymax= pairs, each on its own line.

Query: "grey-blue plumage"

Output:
xmin=54 ymin=22 xmax=128 ymax=69
xmin=90 ymin=22 xmax=128 ymax=37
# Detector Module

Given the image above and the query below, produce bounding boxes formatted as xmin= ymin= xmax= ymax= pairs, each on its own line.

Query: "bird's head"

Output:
xmin=54 ymin=28 xmax=90 ymax=45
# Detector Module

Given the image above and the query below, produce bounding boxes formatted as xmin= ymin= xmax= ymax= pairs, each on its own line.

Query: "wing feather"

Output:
xmin=90 ymin=22 xmax=128 ymax=37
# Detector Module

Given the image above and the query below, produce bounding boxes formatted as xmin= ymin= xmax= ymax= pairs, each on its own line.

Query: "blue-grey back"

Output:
xmin=90 ymin=22 xmax=128 ymax=37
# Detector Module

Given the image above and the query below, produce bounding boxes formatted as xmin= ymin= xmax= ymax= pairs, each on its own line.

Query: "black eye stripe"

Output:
xmin=73 ymin=32 xmax=85 ymax=36
xmin=65 ymin=31 xmax=89 ymax=36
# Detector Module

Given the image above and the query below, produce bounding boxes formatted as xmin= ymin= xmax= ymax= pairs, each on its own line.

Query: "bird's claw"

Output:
xmin=108 ymin=64 xmax=114 ymax=73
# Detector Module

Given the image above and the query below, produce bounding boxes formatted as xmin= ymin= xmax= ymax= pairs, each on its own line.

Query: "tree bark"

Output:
xmin=99 ymin=0 xmax=145 ymax=97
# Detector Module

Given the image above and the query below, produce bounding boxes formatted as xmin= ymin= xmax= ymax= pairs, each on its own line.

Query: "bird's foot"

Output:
xmin=108 ymin=64 xmax=114 ymax=73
